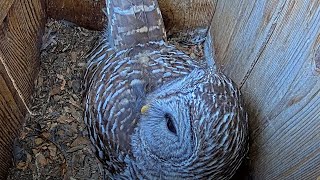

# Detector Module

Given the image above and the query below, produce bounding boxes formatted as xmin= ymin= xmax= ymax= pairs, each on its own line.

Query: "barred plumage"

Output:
xmin=84 ymin=0 xmax=248 ymax=179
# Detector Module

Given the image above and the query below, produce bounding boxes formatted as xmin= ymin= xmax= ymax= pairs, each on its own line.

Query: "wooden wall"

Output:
xmin=45 ymin=0 xmax=216 ymax=34
xmin=210 ymin=0 xmax=320 ymax=179
xmin=46 ymin=0 xmax=106 ymax=30
xmin=0 ymin=0 xmax=45 ymax=177
xmin=56 ymin=0 xmax=319 ymax=178
xmin=1 ymin=0 xmax=319 ymax=179
xmin=157 ymin=0 xmax=216 ymax=33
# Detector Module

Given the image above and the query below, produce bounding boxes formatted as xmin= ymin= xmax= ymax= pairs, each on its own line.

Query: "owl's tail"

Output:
xmin=106 ymin=0 xmax=167 ymax=50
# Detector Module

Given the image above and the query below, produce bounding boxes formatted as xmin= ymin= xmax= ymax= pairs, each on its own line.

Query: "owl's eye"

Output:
xmin=164 ymin=113 xmax=177 ymax=135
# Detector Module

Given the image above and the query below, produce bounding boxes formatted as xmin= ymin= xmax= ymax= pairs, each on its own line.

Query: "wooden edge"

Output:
xmin=45 ymin=0 xmax=216 ymax=35
xmin=0 ymin=72 xmax=25 ymax=178
xmin=0 ymin=0 xmax=46 ymax=108
xmin=0 ymin=0 xmax=15 ymax=24
xmin=0 ymin=0 xmax=46 ymax=177
xmin=210 ymin=0 xmax=320 ymax=179
xmin=0 ymin=54 xmax=26 ymax=111
xmin=158 ymin=0 xmax=216 ymax=34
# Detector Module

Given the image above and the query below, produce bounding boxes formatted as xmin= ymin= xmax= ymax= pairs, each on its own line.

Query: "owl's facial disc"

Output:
xmin=134 ymin=97 xmax=195 ymax=166
xmin=140 ymin=104 xmax=178 ymax=136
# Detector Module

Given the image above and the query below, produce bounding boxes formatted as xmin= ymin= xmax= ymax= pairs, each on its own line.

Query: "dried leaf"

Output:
xmin=64 ymin=106 xmax=71 ymax=113
xmin=35 ymin=152 xmax=48 ymax=167
xmin=27 ymin=153 xmax=32 ymax=163
xmin=48 ymin=144 xmax=57 ymax=157
xmin=32 ymin=148 xmax=39 ymax=155
xmin=41 ymin=132 xmax=51 ymax=139
xmin=69 ymin=98 xmax=83 ymax=110
xmin=56 ymin=74 xmax=64 ymax=80
xmin=70 ymin=51 xmax=77 ymax=62
xmin=61 ymin=80 xmax=66 ymax=91
xmin=48 ymin=122 xmax=58 ymax=130
xmin=71 ymin=80 xmax=81 ymax=93
xmin=70 ymin=122 xmax=79 ymax=134
xmin=57 ymin=74 xmax=67 ymax=90
xmin=35 ymin=138 xmax=44 ymax=145
xmin=57 ymin=130 xmax=65 ymax=136
xmin=70 ymin=136 xmax=90 ymax=147
xmin=67 ymin=145 xmax=86 ymax=153
xmin=37 ymin=77 xmax=44 ymax=86
xmin=62 ymin=44 xmax=70 ymax=52
xmin=57 ymin=115 xmax=75 ymax=124
xmin=61 ymin=160 xmax=67 ymax=176
xmin=17 ymin=153 xmax=32 ymax=170
xmin=41 ymin=145 xmax=48 ymax=150
xmin=16 ymin=162 xmax=27 ymax=170
xmin=19 ymin=131 xmax=27 ymax=140
xmin=50 ymin=85 xmax=61 ymax=96
xmin=77 ymin=62 xmax=86 ymax=67
xmin=53 ymin=95 xmax=62 ymax=102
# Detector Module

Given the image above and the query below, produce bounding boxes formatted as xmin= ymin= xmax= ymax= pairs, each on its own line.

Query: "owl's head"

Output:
xmin=131 ymin=68 xmax=248 ymax=179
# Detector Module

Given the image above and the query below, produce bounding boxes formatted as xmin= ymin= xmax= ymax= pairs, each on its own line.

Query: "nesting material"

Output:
xmin=7 ymin=19 xmax=102 ymax=180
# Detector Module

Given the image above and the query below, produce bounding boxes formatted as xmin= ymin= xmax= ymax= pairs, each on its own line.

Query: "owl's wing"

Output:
xmin=84 ymin=42 xmax=198 ymax=174
xmin=84 ymin=38 xmax=115 ymax=90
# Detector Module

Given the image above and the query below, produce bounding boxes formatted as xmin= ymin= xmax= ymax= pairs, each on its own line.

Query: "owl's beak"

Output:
xmin=141 ymin=105 xmax=149 ymax=114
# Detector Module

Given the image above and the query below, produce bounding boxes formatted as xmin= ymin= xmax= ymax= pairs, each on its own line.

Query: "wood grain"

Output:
xmin=0 ymin=72 xmax=25 ymax=178
xmin=210 ymin=0 xmax=320 ymax=179
xmin=0 ymin=0 xmax=45 ymax=106
xmin=46 ymin=0 xmax=107 ymax=30
xmin=0 ymin=0 xmax=14 ymax=24
xmin=158 ymin=0 xmax=216 ymax=33
xmin=45 ymin=0 xmax=216 ymax=34
xmin=0 ymin=0 xmax=45 ymax=177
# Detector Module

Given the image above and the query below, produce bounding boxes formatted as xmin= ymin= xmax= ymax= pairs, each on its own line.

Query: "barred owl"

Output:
xmin=84 ymin=0 xmax=248 ymax=179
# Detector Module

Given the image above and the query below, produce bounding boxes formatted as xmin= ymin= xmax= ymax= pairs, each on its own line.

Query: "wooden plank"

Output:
xmin=45 ymin=0 xmax=107 ymax=30
xmin=0 ymin=0 xmax=15 ymax=24
xmin=158 ymin=0 xmax=216 ymax=33
xmin=45 ymin=0 xmax=216 ymax=34
xmin=0 ymin=0 xmax=45 ymax=106
xmin=0 ymin=73 xmax=25 ymax=178
xmin=210 ymin=0 xmax=320 ymax=179
xmin=0 ymin=0 xmax=45 ymax=177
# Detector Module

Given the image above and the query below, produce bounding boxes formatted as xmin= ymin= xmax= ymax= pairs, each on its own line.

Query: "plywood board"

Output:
xmin=46 ymin=0 xmax=107 ymax=30
xmin=158 ymin=0 xmax=216 ymax=33
xmin=0 ymin=0 xmax=45 ymax=106
xmin=45 ymin=0 xmax=216 ymax=34
xmin=210 ymin=0 xmax=320 ymax=179
xmin=0 ymin=73 xmax=25 ymax=178
xmin=0 ymin=0 xmax=45 ymax=177
xmin=0 ymin=0 xmax=15 ymax=24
